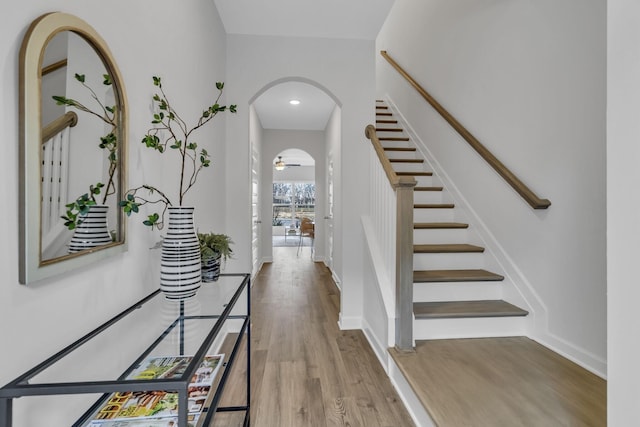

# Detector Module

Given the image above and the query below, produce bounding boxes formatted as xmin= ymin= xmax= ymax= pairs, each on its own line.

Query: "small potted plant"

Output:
xmin=198 ymin=232 xmax=233 ymax=282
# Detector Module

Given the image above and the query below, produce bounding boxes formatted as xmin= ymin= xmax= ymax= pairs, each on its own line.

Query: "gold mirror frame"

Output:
xmin=19 ymin=12 xmax=128 ymax=284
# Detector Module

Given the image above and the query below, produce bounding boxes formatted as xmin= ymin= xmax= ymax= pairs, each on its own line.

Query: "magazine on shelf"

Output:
xmin=83 ymin=354 xmax=224 ymax=426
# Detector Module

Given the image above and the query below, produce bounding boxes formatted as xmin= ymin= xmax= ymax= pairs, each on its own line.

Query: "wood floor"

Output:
xmin=390 ymin=338 xmax=607 ymax=426
xmin=211 ymin=246 xmax=414 ymax=427
xmin=210 ymin=247 xmax=606 ymax=427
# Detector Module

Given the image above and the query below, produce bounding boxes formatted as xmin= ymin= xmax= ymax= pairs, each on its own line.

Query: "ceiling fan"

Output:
xmin=274 ymin=156 xmax=301 ymax=170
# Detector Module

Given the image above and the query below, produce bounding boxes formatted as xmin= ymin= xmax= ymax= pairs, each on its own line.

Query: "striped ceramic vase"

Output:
xmin=160 ymin=206 xmax=202 ymax=300
xmin=68 ymin=205 xmax=112 ymax=253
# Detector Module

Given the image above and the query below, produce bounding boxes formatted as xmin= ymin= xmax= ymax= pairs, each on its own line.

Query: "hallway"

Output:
xmin=219 ymin=246 xmax=415 ymax=426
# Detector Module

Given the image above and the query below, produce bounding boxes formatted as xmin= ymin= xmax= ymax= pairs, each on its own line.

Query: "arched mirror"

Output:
xmin=19 ymin=12 xmax=128 ymax=284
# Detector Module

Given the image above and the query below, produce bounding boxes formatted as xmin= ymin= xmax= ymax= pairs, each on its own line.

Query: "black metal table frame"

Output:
xmin=0 ymin=273 xmax=251 ymax=427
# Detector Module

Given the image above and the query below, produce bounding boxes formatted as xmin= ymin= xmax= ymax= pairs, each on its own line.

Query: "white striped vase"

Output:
xmin=160 ymin=206 xmax=202 ymax=300
xmin=68 ymin=205 xmax=112 ymax=253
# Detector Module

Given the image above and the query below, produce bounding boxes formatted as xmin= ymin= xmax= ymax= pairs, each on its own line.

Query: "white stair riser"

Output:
xmin=385 ymin=151 xmax=420 ymax=160
xmin=413 ymin=316 xmax=527 ymax=340
xmin=413 ymin=191 xmax=444 ymax=204
xmin=391 ymin=163 xmax=428 ymax=173
xmin=413 ymin=208 xmax=454 ymax=222
xmin=413 ymin=228 xmax=469 ymax=244
xmin=413 ymin=252 xmax=486 ymax=270
xmin=410 ymin=176 xmax=435 ymax=187
xmin=413 ymin=281 xmax=503 ymax=302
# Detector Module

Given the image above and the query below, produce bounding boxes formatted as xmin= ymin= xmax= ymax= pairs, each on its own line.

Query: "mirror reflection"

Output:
xmin=19 ymin=12 xmax=128 ymax=284
xmin=40 ymin=31 xmax=121 ymax=261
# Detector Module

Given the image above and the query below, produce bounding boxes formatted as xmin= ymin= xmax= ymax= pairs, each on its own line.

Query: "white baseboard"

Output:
xmin=338 ymin=314 xmax=362 ymax=330
xmin=533 ymin=331 xmax=607 ymax=379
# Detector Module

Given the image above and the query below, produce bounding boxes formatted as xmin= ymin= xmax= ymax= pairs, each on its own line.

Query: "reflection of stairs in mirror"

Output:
xmin=41 ymin=122 xmax=73 ymax=259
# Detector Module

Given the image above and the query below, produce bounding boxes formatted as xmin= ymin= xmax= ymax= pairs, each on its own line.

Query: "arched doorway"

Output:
xmin=249 ymin=78 xmax=340 ymax=271
xmin=272 ymin=149 xmax=315 ymax=250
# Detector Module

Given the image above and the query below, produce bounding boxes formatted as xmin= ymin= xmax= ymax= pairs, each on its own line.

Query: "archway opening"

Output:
xmin=272 ymin=149 xmax=315 ymax=248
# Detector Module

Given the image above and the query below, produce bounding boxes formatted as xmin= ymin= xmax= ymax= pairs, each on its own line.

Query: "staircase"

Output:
xmin=375 ymin=101 xmax=529 ymax=340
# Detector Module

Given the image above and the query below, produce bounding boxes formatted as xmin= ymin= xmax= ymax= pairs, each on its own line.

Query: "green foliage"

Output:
xmin=61 ymin=183 xmax=104 ymax=229
xmin=197 ymin=232 xmax=234 ymax=262
xmin=122 ymin=76 xmax=236 ymax=229
xmin=53 ymin=72 xmax=119 ymax=228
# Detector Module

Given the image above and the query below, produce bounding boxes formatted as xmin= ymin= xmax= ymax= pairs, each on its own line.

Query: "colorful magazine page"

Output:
xmin=126 ymin=356 xmax=192 ymax=381
xmin=84 ymin=354 xmax=224 ymax=426
xmin=125 ymin=354 xmax=224 ymax=384
xmin=87 ymin=413 xmax=199 ymax=427
xmin=90 ymin=391 xmax=179 ymax=421
xmin=189 ymin=354 xmax=224 ymax=386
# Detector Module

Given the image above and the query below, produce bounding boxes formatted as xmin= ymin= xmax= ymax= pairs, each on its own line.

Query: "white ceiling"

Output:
xmin=253 ymin=81 xmax=336 ymax=131
xmin=214 ymin=0 xmax=394 ymax=40
xmin=214 ymin=0 xmax=394 ymax=131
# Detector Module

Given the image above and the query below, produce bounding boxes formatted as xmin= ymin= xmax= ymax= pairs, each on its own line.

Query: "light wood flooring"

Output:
xmin=210 ymin=246 xmax=414 ymax=427
xmin=390 ymin=337 xmax=606 ymax=426
xmin=210 ymin=247 xmax=606 ymax=427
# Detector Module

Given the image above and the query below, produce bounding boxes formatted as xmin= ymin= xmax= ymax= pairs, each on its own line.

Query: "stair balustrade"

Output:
xmin=365 ymin=124 xmax=416 ymax=351
xmin=41 ymin=111 xmax=77 ymax=251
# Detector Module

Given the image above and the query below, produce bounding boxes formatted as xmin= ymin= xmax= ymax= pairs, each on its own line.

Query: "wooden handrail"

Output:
xmin=42 ymin=58 xmax=67 ymax=76
xmin=365 ymin=124 xmax=417 ymax=190
xmin=42 ymin=111 xmax=78 ymax=143
xmin=380 ymin=50 xmax=551 ymax=209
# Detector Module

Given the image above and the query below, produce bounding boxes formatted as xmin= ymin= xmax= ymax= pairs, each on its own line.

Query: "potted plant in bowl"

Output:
xmin=198 ymin=232 xmax=233 ymax=282
xmin=118 ymin=76 xmax=236 ymax=299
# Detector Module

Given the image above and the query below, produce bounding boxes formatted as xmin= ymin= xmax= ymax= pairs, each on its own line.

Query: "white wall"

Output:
xmin=260 ymin=129 xmax=326 ymax=263
xmin=376 ymin=0 xmax=606 ymax=374
xmin=325 ymin=106 xmax=342 ymax=279
xmin=607 ymin=0 xmax=640 ymax=422
xmin=0 ymin=1 xmax=228 ymax=425
xmin=224 ymin=35 xmax=375 ymax=328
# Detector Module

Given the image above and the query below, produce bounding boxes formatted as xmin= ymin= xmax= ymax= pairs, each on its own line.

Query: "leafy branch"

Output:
xmin=122 ymin=76 xmax=236 ymax=229
xmin=61 ymin=183 xmax=104 ymax=230
xmin=54 ymin=73 xmax=119 ymax=229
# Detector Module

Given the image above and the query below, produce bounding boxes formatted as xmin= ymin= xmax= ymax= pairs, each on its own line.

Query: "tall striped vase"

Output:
xmin=68 ymin=205 xmax=112 ymax=253
xmin=160 ymin=206 xmax=202 ymax=300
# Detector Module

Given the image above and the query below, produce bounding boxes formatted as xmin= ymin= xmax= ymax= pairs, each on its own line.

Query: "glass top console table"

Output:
xmin=0 ymin=274 xmax=250 ymax=427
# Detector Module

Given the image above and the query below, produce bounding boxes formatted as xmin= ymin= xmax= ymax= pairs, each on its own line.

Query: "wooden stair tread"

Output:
xmin=376 ymin=112 xmax=392 ymax=116
xmin=414 ymin=269 xmax=504 ymax=283
xmin=376 ymin=105 xmax=389 ymax=109
xmin=376 ymin=127 xmax=404 ymax=132
xmin=414 ymin=222 xmax=469 ymax=229
xmin=415 ymin=186 xmax=443 ymax=191
xmin=383 ymin=147 xmax=415 ymax=152
xmin=390 ymin=158 xmax=424 ymax=163
xmin=397 ymin=171 xmax=433 ymax=176
xmin=414 ymin=203 xmax=454 ymax=209
xmin=376 ymin=119 xmax=398 ymax=124
xmin=414 ymin=300 xmax=528 ymax=319
xmin=414 ymin=244 xmax=484 ymax=253
xmin=381 ymin=138 xmax=411 ymax=142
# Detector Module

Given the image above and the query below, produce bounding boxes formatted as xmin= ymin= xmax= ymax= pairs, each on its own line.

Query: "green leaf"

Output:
xmin=103 ymin=74 xmax=112 ymax=85
xmin=230 ymin=105 xmax=237 ymax=113
xmin=153 ymin=76 xmax=161 ymax=86
xmin=75 ymin=73 xmax=86 ymax=83
xmin=216 ymin=82 xmax=224 ymax=90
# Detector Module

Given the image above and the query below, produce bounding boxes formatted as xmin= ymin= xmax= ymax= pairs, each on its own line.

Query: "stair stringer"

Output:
xmin=383 ymin=96 xmax=544 ymax=337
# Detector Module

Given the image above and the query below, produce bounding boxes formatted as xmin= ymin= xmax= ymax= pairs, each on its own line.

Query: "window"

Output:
xmin=273 ymin=182 xmax=315 ymax=227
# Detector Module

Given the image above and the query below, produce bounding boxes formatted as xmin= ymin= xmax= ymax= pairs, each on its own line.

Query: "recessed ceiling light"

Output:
xmin=289 ymin=99 xmax=300 ymax=105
